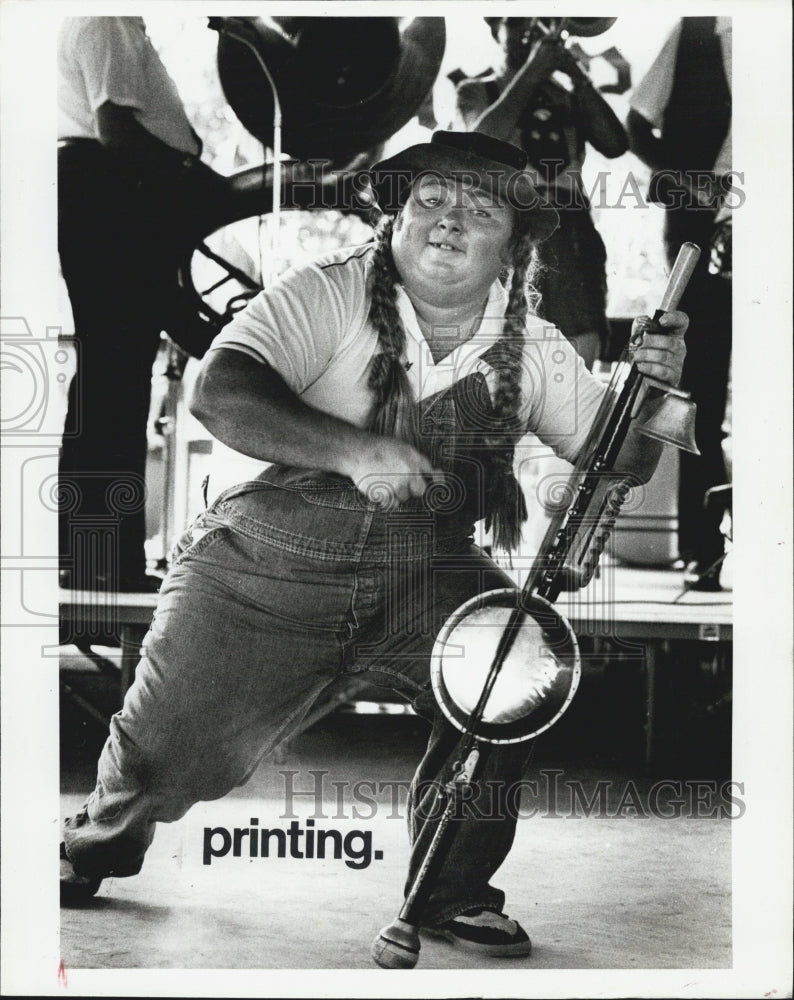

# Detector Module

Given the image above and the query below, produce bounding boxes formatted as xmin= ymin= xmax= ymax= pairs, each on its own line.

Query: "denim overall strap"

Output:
xmin=413 ymin=369 xmax=498 ymax=534
xmin=417 ymin=368 xmax=494 ymax=466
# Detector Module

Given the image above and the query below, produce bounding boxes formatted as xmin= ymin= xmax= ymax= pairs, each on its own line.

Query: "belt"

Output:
xmin=58 ymin=136 xmax=201 ymax=177
xmin=58 ymin=137 xmax=103 ymax=150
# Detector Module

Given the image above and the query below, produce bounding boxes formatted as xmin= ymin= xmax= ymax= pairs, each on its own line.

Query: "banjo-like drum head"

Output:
xmin=431 ymin=589 xmax=581 ymax=744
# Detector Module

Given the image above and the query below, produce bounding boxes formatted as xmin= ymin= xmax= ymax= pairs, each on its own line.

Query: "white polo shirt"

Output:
xmin=209 ymin=243 xmax=605 ymax=464
xmin=58 ymin=16 xmax=200 ymax=156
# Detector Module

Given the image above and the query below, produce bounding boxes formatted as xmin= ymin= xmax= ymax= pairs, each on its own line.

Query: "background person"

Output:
xmin=454 ymin=16 xmax=628 ymax=370
xmin=58 ymin=16 xmax=223 ymax=592
xmin=626 ymin=16 xmax=732 ymax=590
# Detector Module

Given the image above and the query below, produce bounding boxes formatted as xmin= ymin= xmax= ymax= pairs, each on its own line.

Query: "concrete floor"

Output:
xmin=60 ymin=652 xmax=732 ymax=972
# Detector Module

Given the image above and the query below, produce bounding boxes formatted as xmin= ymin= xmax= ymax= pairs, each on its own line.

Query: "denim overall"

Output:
xmin=64 ymin=371 xmax=534 ymax=926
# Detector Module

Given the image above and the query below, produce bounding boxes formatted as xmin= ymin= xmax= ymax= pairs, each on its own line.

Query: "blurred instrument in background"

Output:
xmin=160 ymin=16 xmax=446 ymax=358
xmin=483 ymin=15 xmax=631 ymax=95
xmin=162 ymin=160 xmax=375 ymax=359
xmin=212 ymin=15 xmax=445 ymax=166
xmin=532 ymin=17 xmax=630 ymax=95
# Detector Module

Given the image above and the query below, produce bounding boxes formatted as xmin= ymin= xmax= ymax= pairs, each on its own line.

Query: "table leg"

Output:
xmin=60 ymin=679 xmax=112 ymax=729
xmin=644 ymin=642 xmax=658 ymax=766
xmin=120 ymin=625 xmax=146 ymax=700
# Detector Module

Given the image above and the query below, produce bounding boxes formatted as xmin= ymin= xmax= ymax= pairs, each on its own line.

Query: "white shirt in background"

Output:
xmin=58 ymin=16 xmax=200 ymax=156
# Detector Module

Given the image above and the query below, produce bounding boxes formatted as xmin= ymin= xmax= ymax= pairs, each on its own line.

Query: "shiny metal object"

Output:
xmin=634 ymin=383 xmax=700 ymax=454
xmin=431 ymin=589 xmax=581 ymax=744
xmin=524 ymin=17 xmax=625 ymax=95
xmin=540 ymin=16 xmax=618 ymax=38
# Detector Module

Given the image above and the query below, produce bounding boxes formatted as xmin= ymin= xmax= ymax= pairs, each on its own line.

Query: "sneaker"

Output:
xmin=60 ymin=842 xmax=102 ymax=906
xmin=423 ymin=907 xmax=531 ymax=957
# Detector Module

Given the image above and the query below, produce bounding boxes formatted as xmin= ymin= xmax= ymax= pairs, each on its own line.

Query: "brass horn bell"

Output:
xmin=634 ymin=380 xmax=700 ymax=454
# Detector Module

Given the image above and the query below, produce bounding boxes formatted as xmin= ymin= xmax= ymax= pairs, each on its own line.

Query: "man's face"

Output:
xmin=391 ymin=173 xmax=516 ymax=308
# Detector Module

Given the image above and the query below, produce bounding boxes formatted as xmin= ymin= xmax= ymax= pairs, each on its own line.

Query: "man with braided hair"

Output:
xmin=60 ymin=132 xmax=688 ymax=959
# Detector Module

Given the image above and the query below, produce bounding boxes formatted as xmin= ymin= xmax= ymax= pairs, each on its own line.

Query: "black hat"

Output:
xmin=368 ymin=130 xmax=560 ymax=241
xmin=213 ymin=16 xmax=445 ymax=167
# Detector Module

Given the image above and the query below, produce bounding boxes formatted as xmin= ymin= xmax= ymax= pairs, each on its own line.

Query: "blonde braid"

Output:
xmin=366 ymin=216 xmax=420 ymax=447
xmin=484 ymin=235 xmax=537 ymax=551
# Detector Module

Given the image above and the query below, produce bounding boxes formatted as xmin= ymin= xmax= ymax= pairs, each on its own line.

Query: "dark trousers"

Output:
xmin=665 ymin=211 xmax=732 ymax=566
xmin=58 ymin=141 xmax=175 ymax=584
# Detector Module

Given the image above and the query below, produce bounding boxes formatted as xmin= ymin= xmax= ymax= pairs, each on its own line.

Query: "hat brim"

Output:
xmin=369 ymin=142 xmax=560 ymax=242
xmin=217 ymin=17 xmax=446 ymax=167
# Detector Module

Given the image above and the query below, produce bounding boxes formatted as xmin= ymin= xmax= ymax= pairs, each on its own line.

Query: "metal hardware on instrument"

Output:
xmin=527 ymin=17 xmax=629 ymax=95
xmin=529 ymin=15 xmax=617 ymax=47
xmin=212 ymin=15 xmax=446 ymax=167
xmin=371 ymin=243 xmax=702 ymax=970
xmin=629 ymin=379 xmax=700 ymax=451
xmin=657 ymin=243 xmax=700 ymax=312
xmin=431 ymin=590 xmax=580 ymax=744
xmin=551 ymin=17 xmax=619 ymax=38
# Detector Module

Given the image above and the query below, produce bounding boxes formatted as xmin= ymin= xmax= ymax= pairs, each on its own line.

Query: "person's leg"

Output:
xmin=350 ymin=543 xmax=533 ymax=930
xmin=665 ymin=216 xmax=732 ymax=566
xmin=665 ymin=217 xmax=732 ymax=577
xmin=57 ymin=310 xmax=158 ymax=588
xmin=677 ymin=277 xmax=732 ymax=573
xmin=63 ymin=497 xmax=361 ymax=881
xmin=58 ymin=145 xmax=164 ymax=588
